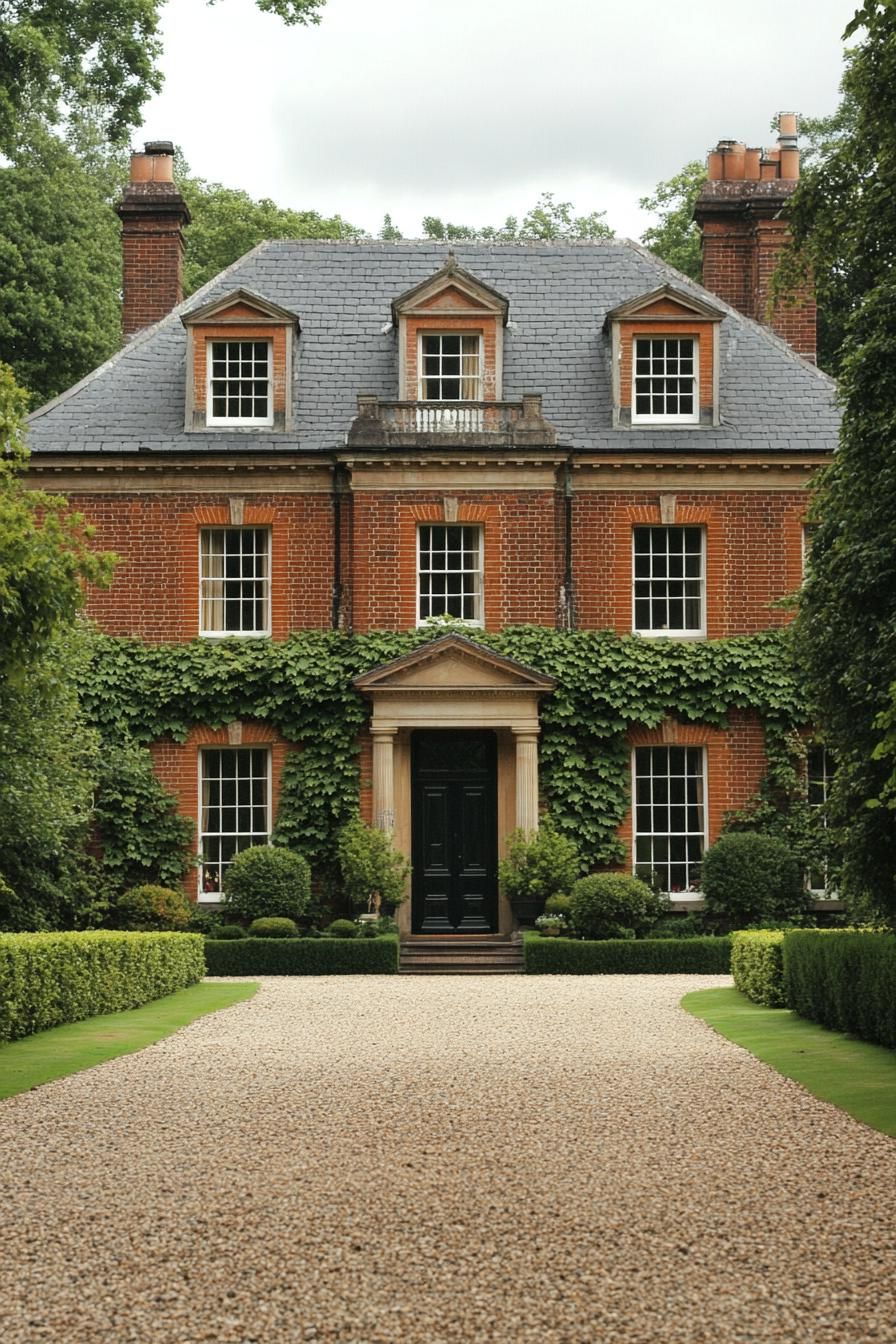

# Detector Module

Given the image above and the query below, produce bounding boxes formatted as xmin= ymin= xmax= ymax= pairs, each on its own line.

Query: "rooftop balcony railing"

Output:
xmin=346 ymin=393 xmax=557 ymax=449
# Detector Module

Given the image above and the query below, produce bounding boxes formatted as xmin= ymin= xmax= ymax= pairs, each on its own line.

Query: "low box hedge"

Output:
xmin=784 ymin=930 xmax=896 ymax=1048
xmin=204 ymin=934 xmax=399 ymax=975
xmin=0 ymin=931 xmax=205 ymax=1042
xmin=523 ymin=934 xmax=731 ymax=975
xmin=730 ymin=930 xmax=786 ymax=1007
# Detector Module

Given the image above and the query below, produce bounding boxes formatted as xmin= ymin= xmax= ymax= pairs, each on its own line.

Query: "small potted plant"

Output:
xmin=498 ymin=817 xmax=582 ymax=924
xmin=534 ymin=912 xmax=569 ymax=938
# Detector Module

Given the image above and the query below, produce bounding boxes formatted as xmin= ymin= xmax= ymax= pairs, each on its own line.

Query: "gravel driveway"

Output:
xmin=1 ymin=974 xmax=895 ymax=1344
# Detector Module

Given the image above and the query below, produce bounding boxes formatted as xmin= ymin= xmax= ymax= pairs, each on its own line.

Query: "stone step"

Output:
xmin=399 ymin=938 xmax=524 ymax=975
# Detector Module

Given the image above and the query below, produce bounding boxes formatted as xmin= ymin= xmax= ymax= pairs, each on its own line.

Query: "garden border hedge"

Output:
xmin=784 ymin=930 xmax=896 ymax=1048
xmin=0 ymin=931 xmax=205 ymax=1042
xmin=523 ymin=935 xmax=731 ymax=975
xmin=203 ymin=935 xmax=399 ymax=975
xmin=730 ymin=930 xmax=786 ymax=1006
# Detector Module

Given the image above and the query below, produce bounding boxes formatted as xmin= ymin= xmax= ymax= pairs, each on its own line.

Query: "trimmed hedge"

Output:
xmin=730 ymin=931 xmax=786 ymax=1007
xmin=204 ymin=934 xmax=399 ymax=975
xmin=524 ymin=935 xmax=731 ymax=975
xmin=0 ymin=932 xmax=205 ymax=1042
xmin=784 ymin=930 xmax=896 ymax=1048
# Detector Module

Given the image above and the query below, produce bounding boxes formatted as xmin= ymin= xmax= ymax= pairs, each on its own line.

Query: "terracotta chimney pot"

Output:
xmin=744 ymin=147 xmax=761 ymax=180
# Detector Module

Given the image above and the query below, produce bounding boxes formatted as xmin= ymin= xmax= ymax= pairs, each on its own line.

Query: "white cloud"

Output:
xmin=142 ymin=0 xmax=857 ymax=238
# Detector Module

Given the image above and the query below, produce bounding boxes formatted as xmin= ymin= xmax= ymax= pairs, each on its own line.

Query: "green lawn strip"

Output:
xmin=0 ymin=981 xmax=258 ymax=1100
xmin=682 ymin=986 xmax=896 ymax=1139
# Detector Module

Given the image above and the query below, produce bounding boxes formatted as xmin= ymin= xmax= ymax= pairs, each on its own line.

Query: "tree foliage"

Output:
xmin=180 ymin=169 xmax=362 ymax=294
xmin=0 ymin=0 xmax=326 ymax=154
xmin=638 ymin=160 xmax=706 ymax=281
xmin=794 ymin=1 xmax=896 ymax=920
xmin=422 ymin=192 xmax=613 ymax=243
xmin=0 ymin=121 xmax=125 ymax=404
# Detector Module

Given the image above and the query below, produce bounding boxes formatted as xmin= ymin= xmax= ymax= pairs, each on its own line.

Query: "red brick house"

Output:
xmin=26 ymin=118 xmax=838 ymax=935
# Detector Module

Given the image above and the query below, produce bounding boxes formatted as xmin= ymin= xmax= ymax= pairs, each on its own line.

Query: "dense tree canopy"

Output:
xmin=420 ymin=192 xmax=613 ymax=243
xmin=794 ymin=0 xmax=896 ymax=920
xmin=180 ymin=169 xmax=361 ymax=295
xmin=0 ymin=0 xmax=326 ymax=154
xmin=638 ymin=161 xmax=705 ymax=282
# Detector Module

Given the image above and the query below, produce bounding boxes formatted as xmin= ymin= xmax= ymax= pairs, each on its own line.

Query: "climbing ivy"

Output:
xmin=79 ymin=625 xmax=814 ymax=873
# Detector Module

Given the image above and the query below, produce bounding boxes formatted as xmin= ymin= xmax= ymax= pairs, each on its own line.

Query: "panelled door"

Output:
xmin=411 ymin=730 xmax=498 ymax=934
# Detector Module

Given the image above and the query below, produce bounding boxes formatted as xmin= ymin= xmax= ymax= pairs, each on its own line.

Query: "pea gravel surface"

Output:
xmin=2 ymin=974 xmax=895 ymax=1344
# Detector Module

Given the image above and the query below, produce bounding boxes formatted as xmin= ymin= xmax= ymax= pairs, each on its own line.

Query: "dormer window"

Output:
xmin=420 ymin=333 xmax=482 ymax=401
xmin=208 ymin=340 xmax=273 ymax=425
xmin=181 ymin=288 xmax=299 ymax=432
xmin=633 ymin=337 xmax=698 ymax=423
xmin=606 ymin=286 xmax=723 ymax=429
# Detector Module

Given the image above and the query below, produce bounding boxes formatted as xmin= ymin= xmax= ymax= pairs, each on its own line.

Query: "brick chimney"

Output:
xmin=116 ymin=141 xmax=191 ymax=339
xmin=694 ymin=113 xmax=816 ymax=362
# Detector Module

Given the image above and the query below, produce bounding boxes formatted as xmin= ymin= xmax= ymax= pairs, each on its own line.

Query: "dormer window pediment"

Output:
xmin=181 ymin=289 xmax=299 ymax=432
xmin=606 ymin=285 xmax=723 ymax=429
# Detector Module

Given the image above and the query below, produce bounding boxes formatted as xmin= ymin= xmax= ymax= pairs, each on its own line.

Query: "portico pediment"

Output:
xmin=353 ymin=634 xmax=555 ymax=697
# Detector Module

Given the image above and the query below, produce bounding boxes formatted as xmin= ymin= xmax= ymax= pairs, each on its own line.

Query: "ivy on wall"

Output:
xmin=80 ymin=625 xmax=815 ymax=874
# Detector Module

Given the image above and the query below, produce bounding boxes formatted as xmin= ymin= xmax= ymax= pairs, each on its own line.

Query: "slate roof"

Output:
xmin=27 ymin=238 xmax=840 ymax=456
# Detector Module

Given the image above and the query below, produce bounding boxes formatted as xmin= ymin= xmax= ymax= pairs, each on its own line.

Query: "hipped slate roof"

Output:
xmin=27 ymin=239 xmax=839 ymax=455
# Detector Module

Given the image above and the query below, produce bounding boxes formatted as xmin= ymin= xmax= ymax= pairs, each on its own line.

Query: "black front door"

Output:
xmin=411 ymin=730 xmax=498 ymax=934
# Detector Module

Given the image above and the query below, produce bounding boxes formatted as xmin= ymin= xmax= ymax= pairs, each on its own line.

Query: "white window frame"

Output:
xmin=206 ymin=338 xmax=274 ymax=427
xmin=806 ymin=744 xmax=835 ymax=896
xmin=199 ymin=527 xmax=271 ymax=638
xmin=198 ymin=746 xmax=272 ymax=901
xmin=417 ymin=332 xmax=483 ymax=402
xmin=632 ymin=745 xmax=707 ymax=897
xmin=632 ymin=525 xmax=706 ymax=638
xmin=416 ymin=523 xmax=484 ymax=627
xmin=802 ymin=523 xmax=818 ymax=580
xmin=632 ymin=336 xmax=699 ymax=424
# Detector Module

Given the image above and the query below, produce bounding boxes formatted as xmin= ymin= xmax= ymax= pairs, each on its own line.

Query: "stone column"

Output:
xmin=371 ymin=726 xmax=397 ymax=832
xmin=513 ymin=729 xmax=540 ymax=834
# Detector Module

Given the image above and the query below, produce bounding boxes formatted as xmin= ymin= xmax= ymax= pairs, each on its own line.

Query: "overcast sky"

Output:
xmin=139 ymin=0 xmax=860 ymax=240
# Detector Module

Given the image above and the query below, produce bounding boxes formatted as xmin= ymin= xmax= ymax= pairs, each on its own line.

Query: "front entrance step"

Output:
xmin=400 ymin=937 xmax=523 ymax=975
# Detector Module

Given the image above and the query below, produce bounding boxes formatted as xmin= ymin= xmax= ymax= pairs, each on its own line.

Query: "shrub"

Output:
xmin=650 ymin=914 xmax=704 ymax=939
xmin=544 ymin=893 xmax=571 ymax=918
xmin=115 ymin=885 xmax=193 ymax=932
xmin=524 ymin=935 xmax=731 ymax=975
xmin=701 ymin=832 xmax=806 ymax=928
xmin=730 ymin=930 xmax=786 ymax=1006
xmin=326 ymin=918 xmax=357 ymax=939
xmin=0 ymin=932 xmax=205 ymax=1041
xmin=498 ymin=818 xmax=582 ymax=917
xmin=248 ymin=917 xmax=298 ymax=939
xmin=208 ymin=923 xmax=246 ymax=940
xmin=336 ymin=818 xmax=410 ymax=911
xmin=222 ymin=845 xmax=311 ymax=923
xmin=784 ymin=930 xmax=896 ymax=1048
xmin=569 ymin=873 xmax=663 ymax=940
xmin=203 ymin=934 xmax=399 ymax=975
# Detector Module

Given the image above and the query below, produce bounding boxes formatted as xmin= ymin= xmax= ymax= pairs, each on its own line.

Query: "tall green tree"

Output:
xmin=180 ymin=170 xmax=362 ymax=295
xmin=422 ymin=192 xmax=613 ymax=243
xmin=0 ymin=0 xmax=326 ymax=153
xmin=0 ymin=120 xmax=125 ymax=404
xmin=0 ymin=362 xmax=116 ymax=928
xmin=794 ymin=0 xmax=896 ymax=920
xmin=638 ymin=160 xmax=706 ymax=281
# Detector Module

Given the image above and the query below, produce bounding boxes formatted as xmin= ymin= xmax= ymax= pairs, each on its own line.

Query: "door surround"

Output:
xmin=353 ymin=633 xmax=555 ymax=935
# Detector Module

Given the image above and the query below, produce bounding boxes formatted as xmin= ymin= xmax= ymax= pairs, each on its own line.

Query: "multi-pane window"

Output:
xmin=200 ymin=528 xmax=270 ymax=636
xmin=634 ymin=746 xmax=706 ymax=893
xmin=633 ymin=337 xmax=698 ymax=422
xmin=207 ymin=340 xmax=272 ymax=424
xmin=419 ymin=334 xmax=482 ymax=401
xmin=199 ymin=748 xmax=270 ymax=897
xmin=633 ymin=526 xmax=704 ymax=635
xmin=418 ymin=525 xmax=483 ymax=624
xmin=807 ymin=744 xmax=834 ymax=894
